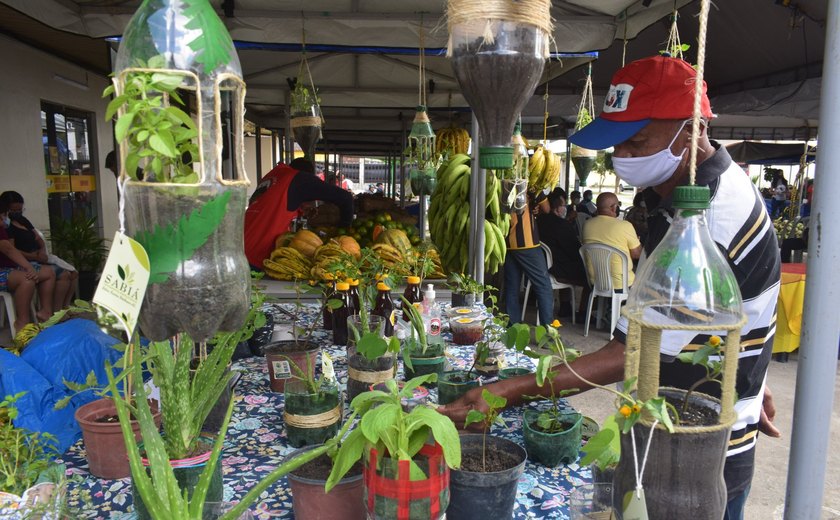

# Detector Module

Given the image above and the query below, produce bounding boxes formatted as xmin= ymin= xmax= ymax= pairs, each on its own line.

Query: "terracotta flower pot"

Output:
xmin=264 ymin=340 xmax=319 ymax=392
xmin=287 ymin=444 xmax=365 ymax=520
xmin=75 ymin=398 xmax=161 ymax=479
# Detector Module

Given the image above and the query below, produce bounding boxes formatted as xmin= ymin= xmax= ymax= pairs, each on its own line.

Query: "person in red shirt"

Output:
xmin=244 ymin=158 xmax=353 ymax=268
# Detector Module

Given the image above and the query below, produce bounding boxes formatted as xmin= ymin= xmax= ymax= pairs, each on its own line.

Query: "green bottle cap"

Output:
xmin=479 ymin=146 xmax=514 ymax=170
xmin=672 ymin=185 xmax=710 ymax=209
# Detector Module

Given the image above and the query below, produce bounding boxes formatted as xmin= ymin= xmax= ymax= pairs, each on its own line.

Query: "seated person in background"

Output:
xmin=576 ymin=189 xmax=597 ymax=216
xmin=581 ymin=192 xmax=641 ymax=289
xmin=0 ymin=199 xmax=56 ymax=330
xmin=245 ymin=158 xmax=354 ymax=268
xmin=0 ymin=191 xmax=76 ymax=310
xmin=623 ymin=191 xmax=649 ymax=243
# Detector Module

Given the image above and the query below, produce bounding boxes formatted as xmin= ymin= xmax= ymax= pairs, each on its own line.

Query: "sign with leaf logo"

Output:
xmin=93 ymin=231 xmax=151 ymax=335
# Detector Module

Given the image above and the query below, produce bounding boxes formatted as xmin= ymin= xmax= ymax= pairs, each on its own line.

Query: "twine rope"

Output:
xmin=446 ymin=0 xmax=553 ymax=58
xmin=284 ymin=406 xmax=341 ymax=428
xmin=290 ymin=116 xmax=322 ymax=128
xmin=418 ymin=15 xmax=426 ymax=107
xmin=688 ymin=0 xmax=711 ymax=186
xmin=621 ymin=10 xmax=628 ymax=66
xmin=348 ymin=367 xmax=396 ymax=385
xmin=542 ymin=63 xmax=550 ymax=142
xmin=117 ymin=177 xmax=127 ymax=234
xmin=575 ymin=62 xmax=595 ymax=132
xmin=630 ymin=419 xmax=659 ymax=498
xmin=413 ymin=110 xmax=431 ymax=124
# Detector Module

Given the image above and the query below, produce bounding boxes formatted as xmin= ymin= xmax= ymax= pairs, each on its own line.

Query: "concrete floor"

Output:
xmin=555 ymin=311 xmax=840 ymax=520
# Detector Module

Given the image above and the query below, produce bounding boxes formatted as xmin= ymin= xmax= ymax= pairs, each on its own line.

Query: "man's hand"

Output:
xmin=436 ymin=385 xmax=495 ymax=431
xmin=23 ymin=265 xmax=38 ymax=281
xmin=758 ymin=386 xmax=782 ymax=438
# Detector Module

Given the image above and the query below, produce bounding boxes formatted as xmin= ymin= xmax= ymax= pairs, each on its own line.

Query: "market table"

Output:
xmin=773 ymin=263 xmax=806 ymax=354
xmin=61 ymin=303 xmax=590 ymax=519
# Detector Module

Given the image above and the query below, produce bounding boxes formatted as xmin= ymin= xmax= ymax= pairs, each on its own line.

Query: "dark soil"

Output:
xmin=665 ymin=394 xmax=719 ymax=427
xmin=94 ymin=414 xmax=121 ymax=423
xmin=529 ymin=418 xmax=578 ymax=434
xmin=444 ymin=373 xmax=473 ymax=384
xmin=459 ymin=447 xmax=521 ymax=473
xmin=265 ymin=341 xmax=317 ymax=355
xmin=291 ymin=453 xmax=362 ymax=481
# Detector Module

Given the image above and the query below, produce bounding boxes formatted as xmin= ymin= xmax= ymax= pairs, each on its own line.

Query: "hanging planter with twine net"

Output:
xmin=447 ymin=0 xmax=552 ymax=170
xmin=570 ymin=63 xmax=597 ymax=187
xmin=407 ymin=17 xmax=438 ymax=197
xmin=290 ymin=20 xmax=324 ymax=162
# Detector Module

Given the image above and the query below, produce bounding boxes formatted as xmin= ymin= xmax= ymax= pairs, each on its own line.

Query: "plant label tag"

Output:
xmin=322 ymin=352 xmax=335 ymax=381
xmin=272 ymin=360 xmax=292 ymax=379
xmin=93 ymin=231 xmax=150 ymax=337
xmin=622 ymin=488 xmax=649 ymax=520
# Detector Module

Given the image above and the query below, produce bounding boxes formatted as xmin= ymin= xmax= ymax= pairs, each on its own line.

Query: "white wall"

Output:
xmin=243 ymin=133 xmax=277 ymax=198
xmin=0 ymin=35 xmax=118 ymax=240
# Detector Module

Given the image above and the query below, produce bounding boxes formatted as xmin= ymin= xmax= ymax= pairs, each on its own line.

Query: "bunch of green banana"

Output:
xmin=528 ymin=144 xmax=561 ymax=192
xmin=428 ymin=154 xmax=509 ymax=275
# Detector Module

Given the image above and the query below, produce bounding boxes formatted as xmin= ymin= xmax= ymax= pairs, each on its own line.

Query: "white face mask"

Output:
xmin=2 ymin=216 xmax=9 ymax=227
xmin=555 ymin=206 xmax=567 ymax=219
xmin=613 ymin=122 xmax=687 ymax=188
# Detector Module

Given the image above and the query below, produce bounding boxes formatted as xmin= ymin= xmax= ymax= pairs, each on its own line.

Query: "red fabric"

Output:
xmin=601 ymin=56 xmax=713 ymax=122
xmin=364 ymin=444 xmax=448 ymax=520
xmin=244 ymin=164 xmax=299 ymax=267
xmin=782 ymin=263 xmax=807 ymax=276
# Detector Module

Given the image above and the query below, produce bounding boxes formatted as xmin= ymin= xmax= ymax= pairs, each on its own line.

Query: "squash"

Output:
xmin=289 ymin=229 xmax=323 ymax=259
xmin=335 ymin=236 xmax=361 ymax=259
xmin=374 ymin=229 xmax=412 ymax=255
xmin=275 ymin=232 xmax=295 ymax=249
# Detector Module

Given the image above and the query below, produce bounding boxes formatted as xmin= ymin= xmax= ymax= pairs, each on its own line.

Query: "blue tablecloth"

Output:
xmin=61 ymin=304 xmax=590 ymax=519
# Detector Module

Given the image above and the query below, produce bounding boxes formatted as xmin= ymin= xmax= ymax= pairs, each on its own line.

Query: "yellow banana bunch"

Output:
xmin=435 ymin=125 xmax=470 ymax=158
xmin=528 ymin=145 xmax=561 ymax=192
xmin=428 ymin=154 xmax=507 ymax=274
xmin=263 ymin=246 xmax=313 ymax=280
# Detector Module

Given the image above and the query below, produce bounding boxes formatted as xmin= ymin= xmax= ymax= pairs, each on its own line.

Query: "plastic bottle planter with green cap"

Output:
xmin=501 ymin=119 xmax=529 ymax=213
xmin=111 ymin=0 xmax=251 ymax=341
xmin=614 ymin=185 xmax=746 ymax=520
xmin=407 ymin=105 xmax=437 ymax=194
xmin=570 ymin=145 xmax=597 ymax=187
xmin=448 ymin=0 xmax=550 ymax=170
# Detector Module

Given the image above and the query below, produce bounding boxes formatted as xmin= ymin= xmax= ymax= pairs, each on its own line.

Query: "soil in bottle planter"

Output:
xmin=437 ymin=371 xmax=479 ymax=405
xmin=292 ymin=125 xmax=321 ymax=160
xmin=346 ymin=347 xmax=396 ymax=403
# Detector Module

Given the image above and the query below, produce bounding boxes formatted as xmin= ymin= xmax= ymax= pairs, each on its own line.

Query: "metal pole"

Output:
xmin=400 ymin=117 xmax=407 ymax=207
xmin=255 ymin=125 xmax=262 ymax=182
xmin=285 ymin=94 xmax=294 ymax=163
xmin=564 ymin=137 xmax=571 ymax=195
xmin=785 ymin=0 xmax=840 ymax=516
xmin=468 ymin=114 xmax=485 ymax=284
xmin=271 ymin=130 xmax=277 ymax=166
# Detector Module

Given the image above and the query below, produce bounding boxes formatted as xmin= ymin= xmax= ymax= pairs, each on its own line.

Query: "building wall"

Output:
xmin=0 ymin=35 xmax=117 ymax=240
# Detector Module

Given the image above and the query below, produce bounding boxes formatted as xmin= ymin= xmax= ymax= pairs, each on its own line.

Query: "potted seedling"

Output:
xmin=326 ymin=375 xmax=461 ymax=520
xmin=446 ymin=272 xmax=491 ymax=308
xmin=400 ymin=296 xmax=446 ymax=386
xmin=447 ymin=388 xmax=526 ymax=519
xmin=580 ymin=415 xmax=620 ymax=485
xmin=290 ymin=76 xmax=323 ymax=162
xmin=283 ymin=352 xmax=342 ymax=448
xmin=46 ymin=216 xmax=109 ymax=300
xmin=286 ymin=442 xmax=366 ymax=520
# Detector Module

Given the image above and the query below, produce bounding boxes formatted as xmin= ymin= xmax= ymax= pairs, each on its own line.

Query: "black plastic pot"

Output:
xmin=437 ymin=370 xmax=479 ymax=405
xmin=498 ymin=367 xmax=532 ymax=380
xmin=613 ymin=388 xmax=729 ymax=520
xmin=284 ymin=380 xmax=342 ymax=448
xmin=287 ymin=444 xmax=365 ymax=520
xmin=522 ymin=409 xmax=582 ymax=467
xmin=446 ymin=434 xmax=526 ymax=520
xmin=346 ymin=349 xmax=396 ymax=403
xmin=450 ymin=292 xmax=476 ymax=308
xmin=403 ymin=341 xmax=446 ymax=388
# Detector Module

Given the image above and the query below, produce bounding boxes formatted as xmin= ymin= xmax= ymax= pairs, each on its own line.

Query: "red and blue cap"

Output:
xmin=569 ymin=56 xmax=713 ymax=150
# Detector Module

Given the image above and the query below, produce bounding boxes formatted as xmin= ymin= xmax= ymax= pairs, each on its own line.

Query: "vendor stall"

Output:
xmin=61 ymin=303 xmax=588 ymax=519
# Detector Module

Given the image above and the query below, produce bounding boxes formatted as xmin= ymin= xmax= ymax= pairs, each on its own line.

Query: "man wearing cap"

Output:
xmin=438 ymin=55 xmax=781 ymax=520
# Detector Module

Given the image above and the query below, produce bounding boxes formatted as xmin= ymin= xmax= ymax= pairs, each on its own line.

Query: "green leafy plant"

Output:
xmin=463 ymin=388 xmax=507 ymax=472
xmin=676 ymin=335 xmax=725 ymax=415
xmin=104 ymin=57 xmax=199 ymax=183
xmin=399 ymin=295 xmax=429 ymax=372
xmin=580 ymin=415 xmax=621 ymax=471
xmin=446 ymin=272 xmax=493 ymax=300
xmin=325 ymin=374 xmax=461 ymax=491
xmin=47 ymin=216 xmax=109 ymax=273
xmin=0 ymin=393 xmax=58 ymax=496
xmin=290 ymin=80 xmax=321 ymax=117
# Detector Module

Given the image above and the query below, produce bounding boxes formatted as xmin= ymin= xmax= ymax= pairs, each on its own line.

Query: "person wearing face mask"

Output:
xmin=437 ymin=55 xmax=781 ymax=520
xmin=537 ymin=189 xmax=588 ymax=318
xmin=581 ymin=191 xmax=642 ymax=288
xmin=576 ymin=189 xmax=597 ymax=216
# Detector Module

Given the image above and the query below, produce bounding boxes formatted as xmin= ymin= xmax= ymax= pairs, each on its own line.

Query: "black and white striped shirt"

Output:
xmin=614 ymin=142 xmax=781 ymax=497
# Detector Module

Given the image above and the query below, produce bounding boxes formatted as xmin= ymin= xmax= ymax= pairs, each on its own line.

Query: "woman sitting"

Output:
xmin=0 ymin=191 xmax=76 ymax=310
xmin=0 ymin=199 xmax=56 ymax=331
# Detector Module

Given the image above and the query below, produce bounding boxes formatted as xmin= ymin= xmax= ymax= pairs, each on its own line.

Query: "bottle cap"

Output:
xmin=425 ymin=283 xmax=436 ymax=300
xmin=376 ymin=282 xmax=390 ymax=291
xmin=336 ymin=282 xmax=350 ymax=291
xmin=407 ymin=276 xmax=421 ymax=284
xmin=347 ymin=278 xmax=360 ymax=286
xmin=672 ymin=185 xmax=710 ymax=209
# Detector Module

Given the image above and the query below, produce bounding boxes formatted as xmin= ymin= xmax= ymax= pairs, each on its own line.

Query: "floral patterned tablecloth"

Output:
xmin=62 ymin=304 xmax=591 ymax=519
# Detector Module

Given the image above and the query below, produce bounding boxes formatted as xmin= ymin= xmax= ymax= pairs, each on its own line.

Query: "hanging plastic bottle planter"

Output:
xmin=447 ymin=0 xmax=552 ymax=170
xmin=571 ymin=65 xmax=597 ymax=187
xmin=615 ymin=185 xmax=745 ymax=519
xmin=290 ymin=71 xmax=322 ymax=162
xmin=408 ymin=105 xmax=437 ymax=195
xmin=111 ymin=0 xmax=251 ymax=341
xmin=500 ymin=118 xmax=529 ymax=214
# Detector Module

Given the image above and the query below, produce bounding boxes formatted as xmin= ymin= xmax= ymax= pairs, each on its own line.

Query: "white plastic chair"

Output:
xmin=575 ymin=213 xmax=591 ymax=237
xmin=521 ymin=242 xmax=577 ymax=325
xmin=0 ymin=291 xmax=37 ymax=337
xmin=579 ymin=243 xmax=630 ymax=338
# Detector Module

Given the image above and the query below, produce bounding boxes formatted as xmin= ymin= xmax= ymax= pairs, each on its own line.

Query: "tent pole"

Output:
xmin=784 ymin=0 xmax=840 ymax=517
xmin=468 ymin=113 xmax=485 ymax=284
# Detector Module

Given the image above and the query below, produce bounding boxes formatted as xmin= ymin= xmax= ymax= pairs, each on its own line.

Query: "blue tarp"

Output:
xmin=0 ymin=319 xmax=124 ymax=453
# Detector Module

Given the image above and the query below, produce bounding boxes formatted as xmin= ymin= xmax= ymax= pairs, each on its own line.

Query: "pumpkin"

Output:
xmin=289 ymin=229 xmax=323 ymax=259
xmin=374 ymin=229 xmax=412 ymax=255
xmin=335 ymin=236 xmax=361 ymax=259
